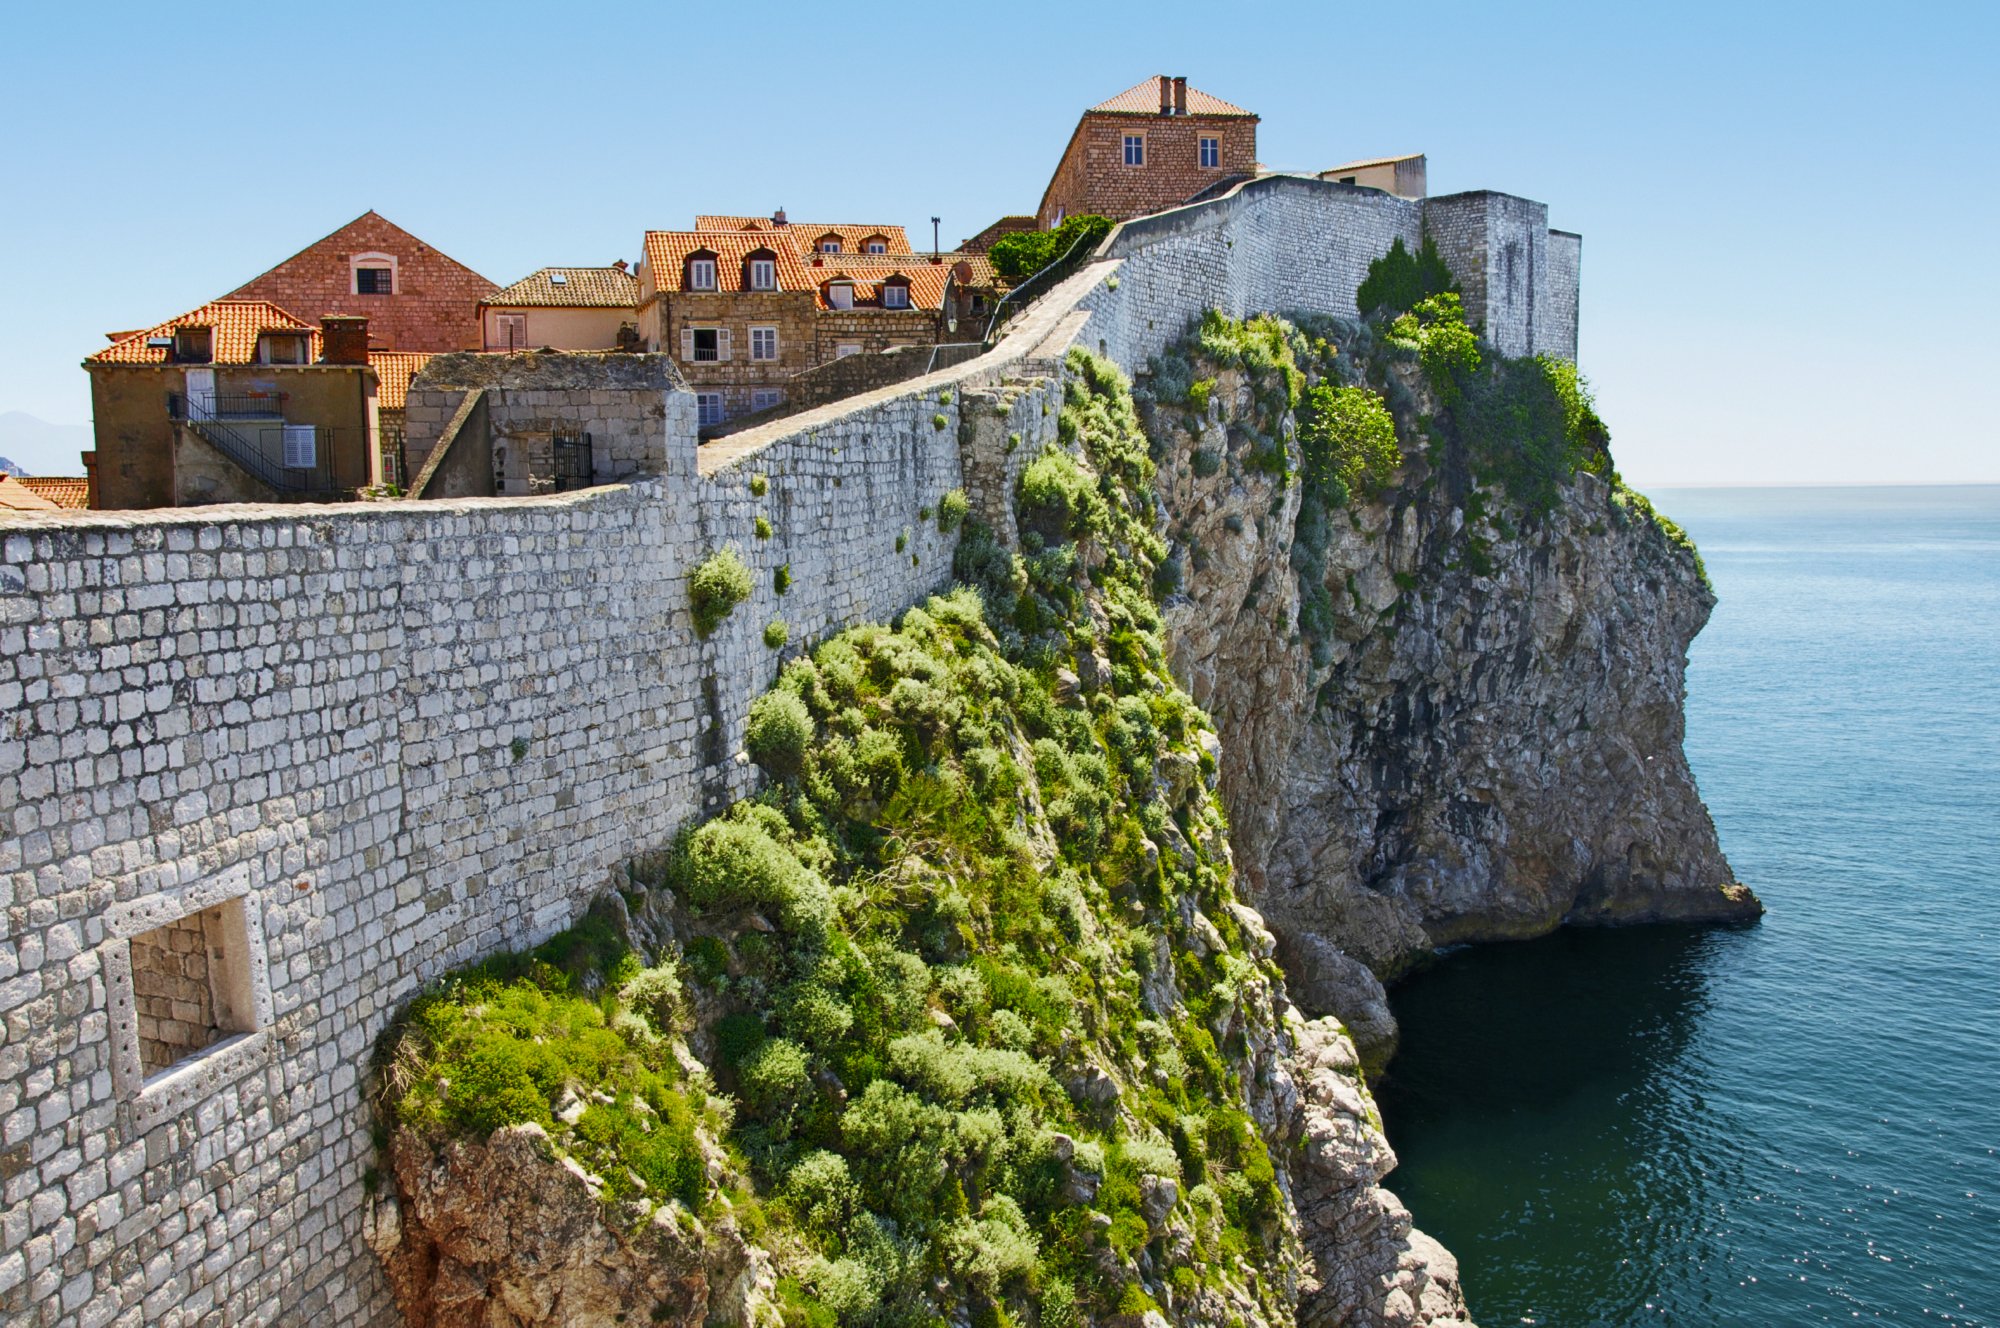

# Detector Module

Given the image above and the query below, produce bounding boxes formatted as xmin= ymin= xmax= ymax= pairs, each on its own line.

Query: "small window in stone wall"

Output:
xmin=1123 ymin=134 xmax=1145 ymax=166
xmin=129 ymin=900 xmax=260 ymax=1077
xmin=1200 ymin=136 xmax=1220 ymax=169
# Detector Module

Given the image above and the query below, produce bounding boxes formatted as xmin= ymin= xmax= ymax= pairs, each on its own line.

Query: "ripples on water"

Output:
xmin=1376 ymin=486 xmax=2000 ymax=1326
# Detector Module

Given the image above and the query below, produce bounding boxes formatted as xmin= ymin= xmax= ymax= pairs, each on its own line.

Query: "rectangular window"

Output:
xmin=821 ymin=241 xmax=841 ymax=254
xmin=751 ymin=389 xmax=783 ymax=412
xmin=691 ymin=328 xmax=720 ymax=362
xmin=882 ymin=284 xmax=910 ymax=310
xmin=827 ymin=283 xmax=855 ymax=311
xmin=281 ymin=424 xmax=317 ymax=469
xmin=750 ymin=259 xmax=777 ymax=291
xmin=355 ymin=266 xmax=393 ymax=295
xmin=127 ymin=900 xmax=261 ymax=1078
xmin=258 ymin=333 xmax=308 ymax=365
xmin=1123 ymin=134 xmax=1144 ymax=166
xmin=174 ymin=327 xmax=213 ymax=364
xmin=1200 ymin=137 xmax=1220 ymax=169
xmin=697 ymin=392 xmax=725 ymax=426
xmin=750 ymin=326 xmax=778 ymax=361
xmin=835 ymin=344 xmax=861 ymax=359
xmin=865 ymin=242 xmax=886 ymax=254
xmin=492 ymin=313 xmax=526 ymax=351
xmin=688 ymin=258 xmax=717 ymax=291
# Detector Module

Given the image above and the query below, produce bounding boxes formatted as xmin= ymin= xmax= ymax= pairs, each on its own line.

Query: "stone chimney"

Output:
xmin=1159 ymin=76 xmax=1173 ymax=115
xmin=772 ymin=207 xmax=788 ymax=227
xmin=320 ymin=316 xmax=369 ymax=365
xmin=611 ymin=259 xmax=628 ymax=273
xmin=1173 ymin=76 xmax=1188 ymax=115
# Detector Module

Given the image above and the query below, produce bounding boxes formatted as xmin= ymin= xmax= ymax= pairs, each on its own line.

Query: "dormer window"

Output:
xmin=173 ymin=327 xmax=213 ymax=364
xmin=826 ymin=281 xmax=855 ymax=311
xmin=686 ymin=254 xmax=718 ymax=291
xmin=863 ymin=235 xmax=888 ymax=254
xmin=881 ymin=281 xmax=910 ymax=310
xmin=747 ymin=253 xmax=779 ymax=291
xmin=258 ymin=332 xmax=310 ymax=365
xmin=817 ymin=235 xmax=843 ymax=254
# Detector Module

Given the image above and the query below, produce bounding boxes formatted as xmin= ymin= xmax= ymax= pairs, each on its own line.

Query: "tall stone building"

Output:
xmin=1037 ymin=75 xmax=1259 ymax=226
xmin=226 ymin=211 xmax=497 ymax=352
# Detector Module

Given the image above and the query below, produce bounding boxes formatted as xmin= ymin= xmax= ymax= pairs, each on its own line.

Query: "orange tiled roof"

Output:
xmin=368 ymin=351 xmax=435 ymax=411
xmin=1088 ymin=76 xmax=1255 ymax=117
xmin=642 ymin=231 xmax=817 ymax=295
xmin=0 ymin=476 xmax=62 ymax=512
xmin=88 ymin=300 xmax=319 ymax=366
xmin=808 ymin=259 xmax=960 ymax=312
xmin=14 ymin=477 xmax=88 ymax=509
xmin=694 ymin=216 xmax=913 ymax=255
xmin=483 ymin=266 xmax=640 ymax=309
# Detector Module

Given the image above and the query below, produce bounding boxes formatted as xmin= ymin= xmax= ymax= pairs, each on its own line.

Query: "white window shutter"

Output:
xmin=282 ymin=425 xmax=317 ymax=469
xmin=718 ymin=328 xmax=732 ymax=363
xmin=681 ymin=328 xmax=695 ymax=361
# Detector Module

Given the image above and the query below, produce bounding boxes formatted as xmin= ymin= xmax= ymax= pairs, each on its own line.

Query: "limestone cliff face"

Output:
xmin=1148 ymin=360 xmax=1758 ymax=1062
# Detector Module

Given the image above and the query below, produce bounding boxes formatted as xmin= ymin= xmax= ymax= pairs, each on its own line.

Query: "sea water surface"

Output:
xmin=1376 ymin=486 xmax=2000 ymax=1326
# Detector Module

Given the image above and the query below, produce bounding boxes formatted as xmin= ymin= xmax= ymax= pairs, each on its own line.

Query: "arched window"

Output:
xmin=351 ymin=251 xmax=398 ymax=295
xmin=685 ymin=250 xmax=719 ymax=291
xmin=743 ymin=248 xmax=780 ymax=292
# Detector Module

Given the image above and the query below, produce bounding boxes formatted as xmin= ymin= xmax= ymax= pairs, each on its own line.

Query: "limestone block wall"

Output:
xmin=1423 ymin=190 xmax=1578 ymax=360
xmin=1545 ymin=230 xmax=1582 ymax=362
xmin=0 ymin=166 xmax=1574 ymax=1328
xmin=1077 ymin=175 xmax=1425 ymax=371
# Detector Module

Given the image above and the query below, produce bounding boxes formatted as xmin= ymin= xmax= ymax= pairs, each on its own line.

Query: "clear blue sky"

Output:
xmin=4 ymin=1 xmax=1994 ymax=485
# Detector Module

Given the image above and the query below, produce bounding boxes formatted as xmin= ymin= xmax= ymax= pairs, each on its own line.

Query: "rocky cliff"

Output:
xmin=1138 ymin=312 xmax=1758 ymax=1065
xmin=369 ymin=349 xmax=1473 ymax=1328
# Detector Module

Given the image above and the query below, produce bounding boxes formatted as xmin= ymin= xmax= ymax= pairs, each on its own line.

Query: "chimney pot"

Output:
xmin=612 ymin=259 xmax=628 ymax=272
xmin=1159 ymin=75 xmax=1173 ymax=115
xmin=320 ymin=316 xmax=370 ymax=365
xmin=1173 ymin=76 xmax=1188 ymax=115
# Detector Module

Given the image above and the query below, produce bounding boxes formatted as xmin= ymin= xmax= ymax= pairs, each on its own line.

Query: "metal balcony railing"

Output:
xmin=167 ymin=393 xmax=365 ymax=496
xmin=167 ymin=391 xmax=287 ymax=420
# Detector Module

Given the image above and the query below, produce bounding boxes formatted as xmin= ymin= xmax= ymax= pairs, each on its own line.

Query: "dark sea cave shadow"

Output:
xmin=1371 ymin=921 xmax=1766 ymax=1325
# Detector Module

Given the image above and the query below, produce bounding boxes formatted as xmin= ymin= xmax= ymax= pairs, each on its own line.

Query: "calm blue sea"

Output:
xmin=1375 ymin=486 xmax=2000 ymax=1326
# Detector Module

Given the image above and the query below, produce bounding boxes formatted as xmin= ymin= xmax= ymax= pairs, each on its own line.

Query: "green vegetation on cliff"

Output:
xmin=378 ymin=351 xmax=1303 ymax=1327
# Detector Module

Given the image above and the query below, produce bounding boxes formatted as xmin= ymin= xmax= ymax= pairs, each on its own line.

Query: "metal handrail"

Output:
xmin=980 ymin=225 xmax=1107 ymax=347
xmin=168 ymin=394 xmax=357 ymax=495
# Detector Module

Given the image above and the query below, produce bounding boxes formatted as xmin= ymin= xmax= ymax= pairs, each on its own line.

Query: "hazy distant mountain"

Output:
xmin=0 ymin=412 xmax=92 ymax=476
xmin=0 ymin=456 xmax=23 ymax=477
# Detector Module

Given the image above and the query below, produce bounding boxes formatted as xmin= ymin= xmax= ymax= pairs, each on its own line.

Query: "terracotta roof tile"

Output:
xmin=483 ymin=267 xmax=640 ymax=309
xmin=694 ymin=216 xmax=913 ymax=255
xmin=14 ymin=477 xmax=89 ymax=509
xmin=0 ymin=476 xmax=63 ymax=512
xmin=1088 ymin=76 xmax=1255 ymax=117
xmin=368 ymin=351 xmax=435 ymax=411
xmin=87 ymin=300 xmax=319 ymax=366
xmin=642 ymin=231 xmax=816 ymax=295
xmin=807 ymin=259 xmax=961 ymax=311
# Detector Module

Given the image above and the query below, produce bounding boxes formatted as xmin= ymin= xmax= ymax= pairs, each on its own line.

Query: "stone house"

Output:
xmin=1036 ymin=75 xmax=1259 ymax=226
xmin=82 ymin=302 xmax=393 ymax=508
xmin=1320 ymin=153 xmax=1428 ymax=199
xmin=479 ymin=264 xmax=643 ymax=352
xmin=225 ymin=210 xmax=498 ymax=352
xmin=695 ymin=212 xmax=914 ymax=255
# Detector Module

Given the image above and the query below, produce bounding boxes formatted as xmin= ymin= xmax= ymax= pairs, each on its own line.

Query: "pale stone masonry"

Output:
xmin=0 ymin=172 xmax=1576 ymax=1326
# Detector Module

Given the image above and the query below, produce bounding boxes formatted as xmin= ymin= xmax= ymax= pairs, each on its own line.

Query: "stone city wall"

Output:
xmin=0 ymin=171 xmax=1573 ymax=1327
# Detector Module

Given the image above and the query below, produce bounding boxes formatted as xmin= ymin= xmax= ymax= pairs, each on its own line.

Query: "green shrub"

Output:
xmin=689 ymin=548 xmax=753 ymax=637
xmin=1389 ymin=292 xmax=1481 ymax=404
xmin=937 ymin=487 xmax=970 ymax=533
xmin=988 ymin=214 xmax=1113 ymax=280
xmin=1187 ymin=377 xmax=1216 ymax=412
xmin=1356 ymin=234 xmax=1458 ymax=318
xmin=763 ymin=618 xmax=789 ymax=650
xmin=1298 ymin=384 xmax=1401 ymax=505
xmin=933 ymin=413 xmax=950 ymax=432
xmin=746 ymin=690 xmax=812 ymax=777
xmin=755 ymin=514 xmax=773 ymax=540
xmin=750 ymin=472 xmax=769 ymax=497
xmin=774 ymin=563 xmax=792 ymax=595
